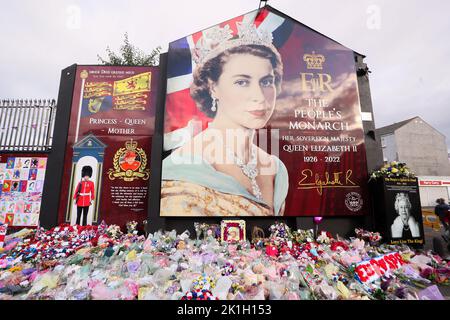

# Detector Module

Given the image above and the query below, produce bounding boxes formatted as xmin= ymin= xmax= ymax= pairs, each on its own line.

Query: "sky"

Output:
xmin=1 ymin=0 xmax=449 ymax=150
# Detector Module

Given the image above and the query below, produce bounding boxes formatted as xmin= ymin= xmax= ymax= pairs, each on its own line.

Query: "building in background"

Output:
xmin=377 ymin=116 xmax=450 ymax=207
xmin=377 ymin=116 xmax=450 ymax=176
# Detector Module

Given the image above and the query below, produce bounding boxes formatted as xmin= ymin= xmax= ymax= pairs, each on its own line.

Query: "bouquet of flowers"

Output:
xmin=126 ymin=221 xmax=138 ymax=235
xmin=106 ymin=225 xmax=123 ymax=240
xmin=316 ymin=231 xmax=333 ymax=244
xmin=292 ymin=229 xmax=314 ymax=244
xmin=192 ymin=274 xmax=216 ymax=291
xmin=370 ymin=162 xmax=415 ymax=180
xmin=269 ymin=222 xmax=293 ymax=245
xmin=355 ymin=228 xmax=382 ymax=246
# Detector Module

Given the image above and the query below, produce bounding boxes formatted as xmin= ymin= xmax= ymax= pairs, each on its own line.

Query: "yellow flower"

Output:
xmin=391 ymin=168 xmax=399 ymax=174
xmin=9 ymin=266 xmax=23 ymax=273
xmin=390 ymin=161 xmax=398 ymax=166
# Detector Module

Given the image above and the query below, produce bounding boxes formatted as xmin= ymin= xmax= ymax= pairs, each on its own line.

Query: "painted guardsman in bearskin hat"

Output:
xmin=73 ymin=165 xmax=95 ymax=226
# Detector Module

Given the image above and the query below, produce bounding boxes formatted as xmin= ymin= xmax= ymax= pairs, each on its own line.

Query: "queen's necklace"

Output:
xmin=226 ymin=145 xmax=263 ymax=201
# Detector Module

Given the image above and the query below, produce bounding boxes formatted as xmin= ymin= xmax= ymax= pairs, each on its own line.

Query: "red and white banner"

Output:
xmin=419 ymin=178 xmax=450 ymax=186
xmin=420 ymin=181 xmax=442 ymax=186
xmin=355 ymin=252 xmax=406 ymax=284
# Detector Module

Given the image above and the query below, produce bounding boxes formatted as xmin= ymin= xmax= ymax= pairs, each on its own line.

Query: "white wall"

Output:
xmin=381 ymin=133 xmax=397 ymax=163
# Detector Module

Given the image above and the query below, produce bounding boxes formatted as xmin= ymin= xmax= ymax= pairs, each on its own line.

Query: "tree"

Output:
xmin=97 ymin=33 xmax=161 ymax=66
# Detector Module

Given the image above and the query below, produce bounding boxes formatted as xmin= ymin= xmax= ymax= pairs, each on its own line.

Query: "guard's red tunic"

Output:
xmin=73 ymin=180 xmax=95 ymax=207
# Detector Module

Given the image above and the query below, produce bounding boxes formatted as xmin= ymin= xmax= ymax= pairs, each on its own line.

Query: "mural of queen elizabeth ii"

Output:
xmin=160 ymin=16 xmax=289 ymax=217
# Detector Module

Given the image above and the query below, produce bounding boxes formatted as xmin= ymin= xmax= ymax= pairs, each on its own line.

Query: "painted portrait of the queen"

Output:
xmin=160 ymin=15 xmax=289 ymax=217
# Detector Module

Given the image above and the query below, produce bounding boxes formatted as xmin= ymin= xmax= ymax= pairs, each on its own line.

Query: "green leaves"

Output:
xmin=97 ymin=33 xmax=162 ymax=66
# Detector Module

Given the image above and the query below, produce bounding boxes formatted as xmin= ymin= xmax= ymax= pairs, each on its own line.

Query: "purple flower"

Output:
xmin=127 ymin=261 xmax=140 ymax=273
xmin=21 ymin=268 xmax=36 ymax=276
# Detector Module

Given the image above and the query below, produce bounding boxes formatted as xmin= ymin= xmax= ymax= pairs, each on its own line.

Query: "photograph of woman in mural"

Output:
xmin=391 ymin=193 xmax=421 ymax=238
xmin=73 ymin=165 xmax=95 ymax=226
xmin=161 ymin=22 xmax=288 ymax=217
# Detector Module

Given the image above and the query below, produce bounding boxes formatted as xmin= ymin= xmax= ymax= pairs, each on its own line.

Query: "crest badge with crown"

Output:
xmin=108 ymin=139 xmax=150 ymax=181
xmin=192 ymin=22 xmax=277 ymax=65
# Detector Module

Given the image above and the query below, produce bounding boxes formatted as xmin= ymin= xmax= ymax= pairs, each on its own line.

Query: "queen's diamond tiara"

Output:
xmin=192 ymin=22 xmax=276 ymax=65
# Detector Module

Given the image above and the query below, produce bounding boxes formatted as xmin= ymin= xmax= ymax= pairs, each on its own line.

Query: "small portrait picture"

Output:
xmin=38 ymin=158 xmax=47 ymax=169
xmin=24 ymin=202 xmax=32 ymax=213
xmin=21 ymin=214 xmax=30 ymax=226
xmin=226 ymin=226 xmax=241 ymax=242
xmin=13 ymin=169 xmax=20 ymax=179
xmin=220 ymin=220 xmax=246 ymax=243
xmin=5 ymin=213 xmax=14 ymax=225
xmin=32 ymin=202 xmax=41 ymax=214
xmin=22 ymin=158 xmax=31 ymax=169
xmin=0 ymin=212 xmax=6 ymax=224
xmin=30 ymin=213 xmax=39 ymax=226
xmin=5 ymin=170 xmax=13 ymax=180
xmin=14 ymin=158 xmax=23 ymax=169
xmin=6 ymin=158 xmax=15 ymax=169
xmin=20 ymin=169 xmax=30 ymax=180
xmin=30 ymin=158 xmax=39 ymax=169
xmin=12 ymin=214 xmax=23 ymax=226
xmin=14 ymin=201 xmax=24 ymax=214
xmin=35 ymin=180 xmax=44 ymax=193
xmin=7 ymin=202 xmax=15 ymax=213
xmin=36 ymin=169 xmax=45 ymax=180
xmin=28 ymin=169 xmax=38 ymax=180
xmin=27 ymin=181 xmax=36 ymax=192
xmin=2 ymin=180 xmax=12 ymax=193
xmin=11 ymin=180 xmax=20 ymax=192
xmin=19 ymin=180 xmax=28 ymax=192
xmin=119 ymin=150 xmax=141 ymax=172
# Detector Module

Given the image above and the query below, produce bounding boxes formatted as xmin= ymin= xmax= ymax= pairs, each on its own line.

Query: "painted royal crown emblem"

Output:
xmin=303 ymin=51 xmax=326 ymax=70
xmin=193 ymin=21 xmax=275 ymax=65
xmin=108 ymin=139 xmax=150 ymax=181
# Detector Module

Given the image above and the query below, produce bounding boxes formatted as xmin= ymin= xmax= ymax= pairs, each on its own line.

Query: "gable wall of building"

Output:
xmin=395 ymin=119 xmax=450 ymax=175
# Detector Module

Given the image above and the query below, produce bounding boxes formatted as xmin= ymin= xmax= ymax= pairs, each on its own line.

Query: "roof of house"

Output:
xmin=266 ymin=6 xmax=366 ymax=57
xmin=169 ymin=5 xmax=366 ymax=58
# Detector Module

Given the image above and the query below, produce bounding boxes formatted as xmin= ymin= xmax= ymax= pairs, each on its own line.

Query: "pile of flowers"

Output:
xmin=0 ymin=222 xmax=449 ymax=300
xmin=370 ymin=162 xmax=415 ymax=180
